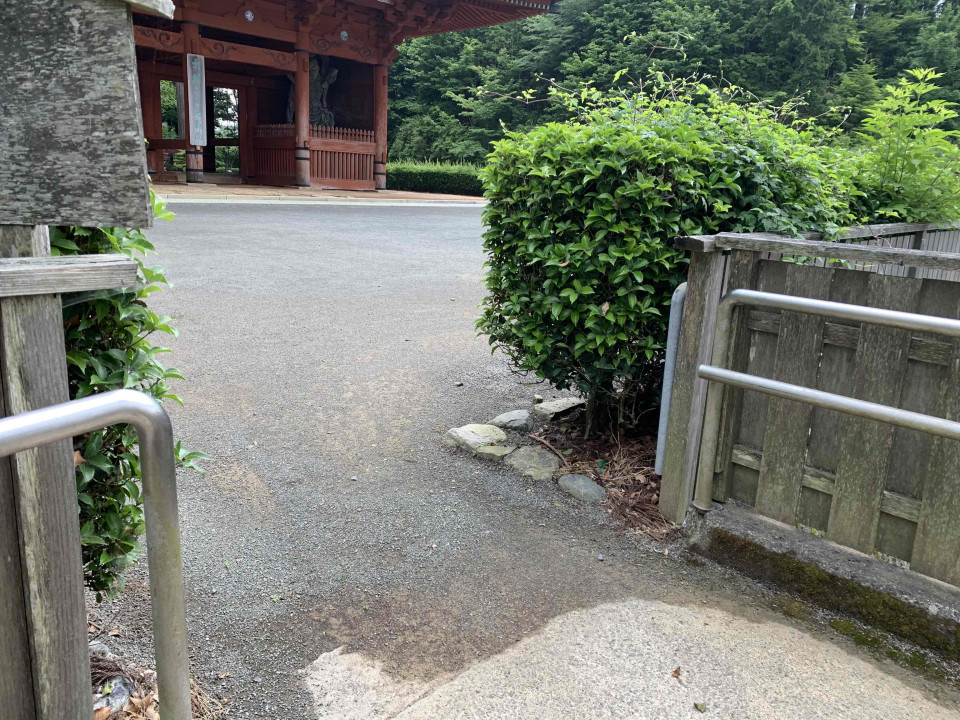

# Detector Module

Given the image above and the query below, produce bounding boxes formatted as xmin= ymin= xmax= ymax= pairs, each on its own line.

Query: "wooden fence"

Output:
xmin=659 ymin=223 xmax=960 ymax=588
xmin=253 ymin=124 xmax=375 ymax=189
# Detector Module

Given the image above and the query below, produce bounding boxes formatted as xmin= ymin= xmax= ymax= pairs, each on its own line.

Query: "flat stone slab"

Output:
xmin=532 ymin=397 xmax=585 ymax=420
xmin=505 ymin=446 xmax=560 ymax=481
xmin=490 ymin=409 xmax=533 ymax=432
xmin=476 ymin=445 xmax=517 ymax=461
xmin=443 ymin=424 xmax=508 ymax=451
xmin=558 ymin=474 xmax=606 ymax=504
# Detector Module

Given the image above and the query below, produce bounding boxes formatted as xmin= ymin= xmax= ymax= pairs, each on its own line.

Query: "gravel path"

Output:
xmin=90 ymin=202 xmax=960 ymax=718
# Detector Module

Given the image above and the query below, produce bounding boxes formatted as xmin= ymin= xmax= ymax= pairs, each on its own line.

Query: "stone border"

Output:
xmin=442 ymin=399 xmax=609 ymax=505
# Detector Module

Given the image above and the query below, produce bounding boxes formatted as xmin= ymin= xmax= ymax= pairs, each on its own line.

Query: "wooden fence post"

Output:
xmin=658 ymin=242 xmax=727 ymax=523
xmin=0 ymin=226 xmax=90 ymax=720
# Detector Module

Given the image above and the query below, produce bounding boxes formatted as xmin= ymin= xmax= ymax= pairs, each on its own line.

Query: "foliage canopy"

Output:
xmin=477 ymin=78 xmax=855 ymax=432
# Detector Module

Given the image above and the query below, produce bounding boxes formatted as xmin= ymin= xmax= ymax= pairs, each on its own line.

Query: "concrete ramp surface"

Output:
xmin=306 ymin=598 xmax=958 ymax=719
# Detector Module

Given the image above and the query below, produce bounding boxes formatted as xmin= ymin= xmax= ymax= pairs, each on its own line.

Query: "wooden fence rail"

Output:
xmin=659 ymin=222 xmax=960 ymax=588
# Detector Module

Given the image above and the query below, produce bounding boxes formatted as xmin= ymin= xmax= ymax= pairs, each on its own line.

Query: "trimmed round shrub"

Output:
xmin=477 ymin=81 xmax=853 ymax=433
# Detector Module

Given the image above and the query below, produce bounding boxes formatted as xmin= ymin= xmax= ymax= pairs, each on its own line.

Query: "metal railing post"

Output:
xmin=692 ymin=289 xmax=960 ymax=513
xmin=0 ymin=389 xmax=191 ymax=720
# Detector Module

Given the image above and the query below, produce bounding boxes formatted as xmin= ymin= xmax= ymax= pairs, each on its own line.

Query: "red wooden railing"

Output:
xmin=253 ymin=124 xmax=375 ymax=189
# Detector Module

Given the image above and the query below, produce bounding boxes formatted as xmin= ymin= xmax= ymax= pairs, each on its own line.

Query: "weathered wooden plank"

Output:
xmin=674 ymin=236 xmax=717 ymax=253
xmin=828 ymin=273 xmax=922 ymax=553
xmin=804 ymin=269 xmax=871 ymax=473
xmin=0 ymin=371 xmax=36 ymax=720
xmin=0 ymin=226 xmax=90 ymax=720
xmin=711 ymin=250 xmax=761 ymax=501
xmin=911 ymin=336 xmax=960 ymax=585
xmin=730 ymin=445 xmax=922 ymax=523
xmin=749 ymin=310 xmax=953 ymax=365
xmin=658 ymin=250 xmax=727 ymax=523
xmin=0 ymin=0 xmax=152 ymax=227
xmin=715 ymin=233 xmax=960 ymax=273
xmin=0 ymin=255 xmax=138 ymax=298
xmin=727 ymin=260 xmax=786 ymax=505
xmin=755 ymin=264 xmax=833 ymax=524
xmin=877 ymin=280 xmax=960 ymax=561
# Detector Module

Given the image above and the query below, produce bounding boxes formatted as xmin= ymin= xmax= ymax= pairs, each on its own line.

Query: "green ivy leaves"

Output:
xmin=54 ymin=189 xmax=208 ymax=600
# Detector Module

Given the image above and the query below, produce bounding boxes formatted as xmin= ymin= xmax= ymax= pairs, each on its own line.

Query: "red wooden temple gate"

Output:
xmin=132 ymin=0 xmax=554 ymax=190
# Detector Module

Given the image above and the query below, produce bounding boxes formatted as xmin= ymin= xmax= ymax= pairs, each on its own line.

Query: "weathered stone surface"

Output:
xmin=476 ymin=445 xmax=517 ymax=461
xmin=490 ymin=409 xmax=533 ymax=432
xmin=532 ymin=397 xmax=585 ymax=420
xmin=505 ymin=446 xmax=560 ymax=481
xmin=443 ymin=424 xmax=508 ymax=451
xmin=558 ymin=474 xmax=606 ymax=504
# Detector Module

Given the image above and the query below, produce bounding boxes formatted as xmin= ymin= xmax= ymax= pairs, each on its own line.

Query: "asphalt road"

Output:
xmin=96 ymin=202 xmax=960 ymax=719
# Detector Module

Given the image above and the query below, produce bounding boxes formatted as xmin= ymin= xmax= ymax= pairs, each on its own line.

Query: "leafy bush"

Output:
xmin=386 ymin=161 xmax=483 ymax=196
xmin=477 ymin=78 xmax=854 ymax=433
xmin=52 ymin=191 xmax=207 ymax=599
xmin=849 ymin=69 xmax=960 ymax=224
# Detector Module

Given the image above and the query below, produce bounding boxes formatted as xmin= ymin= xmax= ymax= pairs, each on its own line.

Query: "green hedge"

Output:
xmin=386 ymin=161 xmax=483 ymax=196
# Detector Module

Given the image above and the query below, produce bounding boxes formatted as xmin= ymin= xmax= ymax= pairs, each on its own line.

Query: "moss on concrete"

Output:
xmin=702 ymin=529 xmax=960 ymax=660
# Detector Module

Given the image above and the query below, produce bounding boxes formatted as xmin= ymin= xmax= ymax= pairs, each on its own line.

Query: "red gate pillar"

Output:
xmin=294 ymin=29 xmax=311 ymax=188
xmin=374 ymin=64 xmax=388 ymax=190
xmin=181 ymin=15 xmax=203 ymax=183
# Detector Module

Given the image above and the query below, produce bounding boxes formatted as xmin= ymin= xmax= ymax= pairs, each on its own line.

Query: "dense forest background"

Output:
xmin=387 ymin=0 xmax=960 ymax=163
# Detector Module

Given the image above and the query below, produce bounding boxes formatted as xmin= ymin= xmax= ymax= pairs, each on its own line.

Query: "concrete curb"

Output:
xmin=688 ymin=503 xmax=960 ymax=659
xmin=163 ymin=196 xmax=486 ymax=208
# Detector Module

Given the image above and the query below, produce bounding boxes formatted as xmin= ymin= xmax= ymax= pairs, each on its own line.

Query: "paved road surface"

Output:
xmin=99 ymin=202 xmax=959 ymax=719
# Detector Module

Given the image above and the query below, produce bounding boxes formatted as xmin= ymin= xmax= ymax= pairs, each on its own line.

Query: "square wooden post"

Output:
xmin=0 ymin=226 xmax=90 ymax=720
xmin=374 ymin=64 xmax=388 ymax=190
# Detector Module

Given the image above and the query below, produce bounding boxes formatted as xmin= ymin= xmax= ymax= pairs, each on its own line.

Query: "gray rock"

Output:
xmin=443 ymin=424 xmax=508 ymax=451
xmin=476 ymin=444 xmax=517 ymax=461
xmin=93 ymin=676 xmax=135 ymax=716
xmin=490 ymin=409 xmax=533 ymax=432
xmin=558 ymin=474 xmax=607 ymax=504
xmin=532 ymin=397 xmax=585 ymax=420
xmin=505 ymin=446 xmax=560 ymax=481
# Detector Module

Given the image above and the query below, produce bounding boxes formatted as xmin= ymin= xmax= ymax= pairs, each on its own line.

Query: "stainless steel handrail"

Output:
xmin=692 ymin=289 xmax=960 ymax=513
xmin=0 ymin=389 xmax=191 ymax=720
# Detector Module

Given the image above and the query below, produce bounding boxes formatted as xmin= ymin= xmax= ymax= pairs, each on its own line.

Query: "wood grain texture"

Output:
xmin=658 ymin=250 xmax=727 ymax=523
xmin=0 ymin=227 xmax=90 ymax=720
xmin=728 ymin=260 xmax=786 ymax=505
xmin=911 ymin=331 xmax=960 ymax=584
xmin=730 ymin=444 xmax=922 ymax=523
xmin=755 ymin=264 xmax=833 ymax=524
xmin=0 ymin=0 xmax=151 ymax=227
xmin=748 ymin=310 xmax=953 ymax=365
xmin=876 ymin=280 xmax=960 ymax=561
xmin=0 ymin=256 xmax=137 ymax=298
xmin=828 ymin=274 xmax=921 ymax=553
xmin=0 ymin=366 xmax=36 ymax=720
xmin=711 ymin=250 xmax=760 ymax=501
xmin=715 ymin=233 xmax=960 ymax=272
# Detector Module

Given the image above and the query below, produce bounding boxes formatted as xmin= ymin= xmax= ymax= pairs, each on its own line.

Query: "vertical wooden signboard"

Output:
xmin=186 ymin=53 xmax=208 ymax=147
